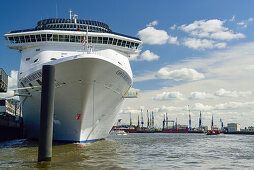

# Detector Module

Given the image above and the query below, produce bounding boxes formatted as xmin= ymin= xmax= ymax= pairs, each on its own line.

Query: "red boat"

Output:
xmin=207 ymin=129 xmax=220 ymax=135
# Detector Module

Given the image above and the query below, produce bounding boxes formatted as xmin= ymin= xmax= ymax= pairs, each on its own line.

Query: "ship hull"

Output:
xmin=19 ymin=55 xmax=132 ymax=142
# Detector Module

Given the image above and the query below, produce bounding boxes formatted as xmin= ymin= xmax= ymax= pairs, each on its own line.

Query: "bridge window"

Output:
xmin=25 ymin=35 xmax=31 ymax=43
xmin=59 ymin=35 xmax=64 ymax=41
xmin=19 ymin=36 xmax=25 ymax=43
xmin=112 ymin=38 xmax=117 ymax=45
xmin=103 ymin=37 xmax=108 ymax=44
xmin=47 ymin=34 xmax=53 ymax=41
xmin=41 ymin=34 xmax=46 ymax=41
xmin=126 ymin=41 xmax=130 ymax=48
xmin=108 ymin=38 xmax=113 ymax=44
xmin=117 ymin=40 xmax=122 ymax=46
xmin=122 ymin=40 xmax=126 ymax=47
xmin=76 ymin=36 xmax=81 ymax=43
xmin=30 ymin=35 xmax=36 ymax=42
xmin=92 ymin=37 xmax=97 ymax=43
xmin=14 ymin=36 xmax=20 ymax=43
xmin=70 ymin=35 xmax=75 ymax=42
xmin=36 ymin=35 xmax=41 ymax=42
xmin=53 ymin=34 xmax=58 ymax=41
xmin=98 ymin=37 xmax=102 ymax=44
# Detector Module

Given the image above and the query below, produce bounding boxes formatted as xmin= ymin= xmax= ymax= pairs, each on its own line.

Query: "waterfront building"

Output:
xmin=248 ymin=126 xmax=254 ymax=132
xmin=0 ymin=99 xmax=21 ymax=117
xmin=227 ymin=123 xmax=240 ymax=132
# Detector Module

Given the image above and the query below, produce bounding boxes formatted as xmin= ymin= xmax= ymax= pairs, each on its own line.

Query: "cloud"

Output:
xmin=214 ymin=101 xmax=254 ymax=110
xmin=146 ymin=20 xmax=158 ymax=27
xmin=153 ymin=91 xmax=185 ymax=101
xmin=130 ymin=50 xmax=160 ymax=62
xmin=138 ymin=27 xmax=169 ymax=45
xmin=189 ymin=92 xmax=215 ymax=100
xmin=168 ymin=36 xmax=179 ymax=45
xmin=170 ymin=24 xmax=177 ymax=30
xmin=138 ymin=26 xmax=179 ymax=45
xmin=156 ymin=67 xmax=205 ymax=81
xmin=192 ymin=103 xmax=214 ymax=111
xmin=140 ymin=50 xmax=160 ymax=61
xmin=237 ymin=17 xmax=254 ymax=28
xmin=214 ymin=88 xmax=253 ymax=97
xmin=229 ymin=15 xmax=235 ymax=22
xmin=153 ymin=105 xmax=181 ymax=113
xmin=183 ymin=38 xmax=226 ymax=50
xmin=245 ymin=65 xmax=254 ymax=71
xmin=179 ymin=19 xmax=245 ymax=41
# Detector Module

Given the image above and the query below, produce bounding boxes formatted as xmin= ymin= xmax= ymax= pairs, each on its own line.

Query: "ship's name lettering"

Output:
xmin=116 ymin=70 xmax=131 ymax=85
xmin=22 ymin=71 xmax=42 ymax=84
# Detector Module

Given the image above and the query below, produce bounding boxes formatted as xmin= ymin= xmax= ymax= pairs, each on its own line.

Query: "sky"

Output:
xmin=0 ymin=0 xmax=254 ymax=128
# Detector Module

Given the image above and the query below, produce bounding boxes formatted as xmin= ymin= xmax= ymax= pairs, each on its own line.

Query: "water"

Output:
xmin=0 ymin=133 xmax=254 ymax=169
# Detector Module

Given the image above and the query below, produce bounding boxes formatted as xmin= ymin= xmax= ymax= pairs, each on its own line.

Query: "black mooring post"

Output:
xmin=38 ymin=65 xmax=55 ymax=162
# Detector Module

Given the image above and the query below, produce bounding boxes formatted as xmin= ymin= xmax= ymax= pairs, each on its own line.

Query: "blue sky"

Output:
xmin=1 ymin=0 xmax=254 ymax=128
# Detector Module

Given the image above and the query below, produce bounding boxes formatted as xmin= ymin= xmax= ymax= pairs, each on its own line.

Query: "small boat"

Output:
xmin=110 ymin=130 xmax=127 ymax=135
xmin=207 ymin=130 xmax=220 ymax=135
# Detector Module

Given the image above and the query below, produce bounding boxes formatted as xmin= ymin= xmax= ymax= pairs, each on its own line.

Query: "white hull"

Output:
xmin=19 ymin=54 xmax=132 ymax=142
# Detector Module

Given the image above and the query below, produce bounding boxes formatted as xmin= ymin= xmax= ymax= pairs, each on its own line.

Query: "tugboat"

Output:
xmin=206 ymin=115 xmax=220 ymax=135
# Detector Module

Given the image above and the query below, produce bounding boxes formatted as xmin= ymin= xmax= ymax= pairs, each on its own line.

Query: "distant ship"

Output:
xmin=4 ymin=11 xmax=142 ymax=143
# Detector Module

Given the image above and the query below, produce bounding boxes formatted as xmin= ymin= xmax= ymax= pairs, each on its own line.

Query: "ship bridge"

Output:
xmin=4 ymin=16 xmax=142 ymax=54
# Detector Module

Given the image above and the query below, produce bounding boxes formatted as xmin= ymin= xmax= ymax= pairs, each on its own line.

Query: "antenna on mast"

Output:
xmin=69 ymin=9 xmax=72 ymax=19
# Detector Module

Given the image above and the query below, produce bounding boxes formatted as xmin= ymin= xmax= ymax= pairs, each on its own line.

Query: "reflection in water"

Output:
xmin=1 ymin=134 xmax=254 ymax=169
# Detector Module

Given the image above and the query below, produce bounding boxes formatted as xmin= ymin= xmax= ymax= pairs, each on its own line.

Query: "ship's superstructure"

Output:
xmin=4 ymin=12 xmax=142 ymax=143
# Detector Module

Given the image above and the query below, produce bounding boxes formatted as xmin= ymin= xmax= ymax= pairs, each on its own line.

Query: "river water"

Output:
xmin=0 ymin=133 xmax=254 ymax=169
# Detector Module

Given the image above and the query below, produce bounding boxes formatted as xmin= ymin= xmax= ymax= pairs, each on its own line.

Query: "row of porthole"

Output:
xmin=25 ymin=57 xmax=59 ymax=63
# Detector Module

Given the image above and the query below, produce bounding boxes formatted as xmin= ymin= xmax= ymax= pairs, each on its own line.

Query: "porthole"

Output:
xmin=50 ymin=58 xmax=57 ymax=60
xmin=34 ymin=59 xmax=39 ymax=63
xmin=26 ymin=58 xmax=30 ymax=61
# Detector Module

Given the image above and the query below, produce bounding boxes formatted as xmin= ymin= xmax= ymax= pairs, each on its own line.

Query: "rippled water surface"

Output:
xmin=1 ymin=133 xmax=254 ymax=169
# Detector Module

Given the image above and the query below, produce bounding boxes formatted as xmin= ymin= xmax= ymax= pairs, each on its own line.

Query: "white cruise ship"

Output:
xmin=4 ymin=12 xmax=142 ymax=143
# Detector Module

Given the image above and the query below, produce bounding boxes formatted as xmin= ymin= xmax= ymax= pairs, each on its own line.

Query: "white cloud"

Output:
xmin=138 ymin=27 xmax=169 ymax=45
xmin=153 ymin=105 xmax=181 ymax=113
xmin=153 ymin=91 xmax=185 ymax=101
xmin=214 ymin=101 xmax=254 ymax=110
xmin=138 ymin=25 xmax=179 ymax=45
xmin=229 ymin=15 xmax=235 ymax=22
xmin=140 ymin=50 xmax=160 ymax=61
xmin=183 ymin=38 xmax=226 ymax=50
xmin=156 ymin=67 xmax=205 ymax=81
xmin=179 ymin=19 xmax=245 ymax=41
xmin=237 ymin=17 xmax=254 ymax=28
xmin=215 ymin=88 xmax=253 ymax=97
xmin=146 ymin=20 xmax=158 ymax=27
xmin=129 ymin=54 xmax=139 ymax=61
xmin=245 ymin=65 xmax=254 ymax=71
xmin=210 ymin=31 xmax=245 ymax=41
xmin=192 ymin=103 xmax=214 ymax=111
xmin=170 ymin=24 xmax=177 ymax=30
xmin=189 ymin=92 xmax=215 ymax=100
xmin=168 ymin=36 xmax=179 ymax=45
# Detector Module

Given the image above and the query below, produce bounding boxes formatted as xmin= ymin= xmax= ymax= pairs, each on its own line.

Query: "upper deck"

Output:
xmin=4 ymin=17 xmax=142 ymax=54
